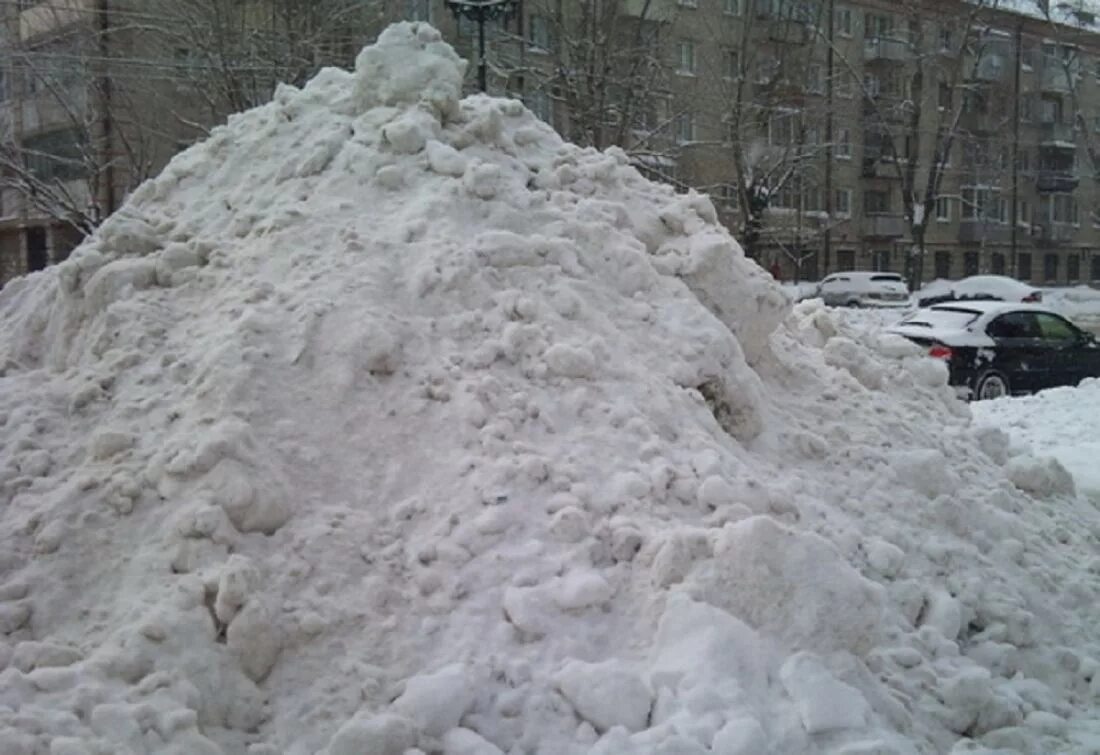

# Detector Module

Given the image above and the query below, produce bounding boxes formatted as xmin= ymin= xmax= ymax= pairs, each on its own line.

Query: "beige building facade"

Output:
xmin=3 ymin=0 xmax=1100 ymax=289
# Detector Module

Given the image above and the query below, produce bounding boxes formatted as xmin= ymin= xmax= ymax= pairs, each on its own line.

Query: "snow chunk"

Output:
xmin=441 ymin=727 xmax=505 ymax=755
xmin=552 ymin=570 xmax=613 ymax=610
xmin=1005 ymin=453 xmax=1076 ymax=498
xmin=354 ymin=23 xmax=466 ymax=117
xmin=691 ymin=516 xmax=885 ymax=655
xmin=392 ymin=663 xmax=478 ymax=737
xmin=327 ymin=713 xmax=419 ymax=755
xmin=555 ymin=659 xmax=652 ymax=733
xmin=544 ymin=343 xmax=597 ymax=379
xmin=426 ymin=139 xmax=467 ymax=177
xmin=779 ymin=653 xmax=870 ymax=734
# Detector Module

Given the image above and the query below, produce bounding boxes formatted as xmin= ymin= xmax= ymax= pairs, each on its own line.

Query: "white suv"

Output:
xmin=815 ymin=272 xmax=910 ymax=308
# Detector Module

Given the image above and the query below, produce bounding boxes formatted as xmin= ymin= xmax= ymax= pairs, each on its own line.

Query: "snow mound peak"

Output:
xmin=1 ymin=23 xmax=1099 ymax=755
xmin=353 ymin=22 xmax=467 ymax=116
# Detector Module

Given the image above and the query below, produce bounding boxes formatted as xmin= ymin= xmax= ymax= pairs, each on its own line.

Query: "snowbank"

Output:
xmin=1 ymin=22 xmax=1099 ymax=755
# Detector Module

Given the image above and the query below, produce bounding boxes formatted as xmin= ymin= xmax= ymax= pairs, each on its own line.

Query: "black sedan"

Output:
xmin=889 ymin=302 xmax=1100 ymax=400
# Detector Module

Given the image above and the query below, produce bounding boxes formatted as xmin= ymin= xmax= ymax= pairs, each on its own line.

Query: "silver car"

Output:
xmin=816 ymin=272 xmax=910 ymax=308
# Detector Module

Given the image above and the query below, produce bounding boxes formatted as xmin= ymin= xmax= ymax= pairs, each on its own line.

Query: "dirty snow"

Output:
xmin=1 ymin=22 xmax=1099 ymax=755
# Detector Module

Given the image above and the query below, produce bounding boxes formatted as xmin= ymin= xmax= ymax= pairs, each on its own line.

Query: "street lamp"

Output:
xmin=444 ymin=0 xmax=519 ymax=93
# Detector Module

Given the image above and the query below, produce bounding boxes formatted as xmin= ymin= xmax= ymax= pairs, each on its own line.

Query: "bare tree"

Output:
xmin=852 ymin=0 xmax=1005 ymax=286
xmin=503 ymin=1 xmax=679 ymax=161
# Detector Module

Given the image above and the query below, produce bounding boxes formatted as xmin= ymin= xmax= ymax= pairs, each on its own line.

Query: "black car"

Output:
xmin=889 ymin=302 xmax=1100 ymax=400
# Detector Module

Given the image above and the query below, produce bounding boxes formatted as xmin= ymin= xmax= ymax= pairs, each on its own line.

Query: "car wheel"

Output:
xmin=846 ymin=299 xmax=862 ymax=308
xmin=973 ymin=371 xmax=1011 ymax=401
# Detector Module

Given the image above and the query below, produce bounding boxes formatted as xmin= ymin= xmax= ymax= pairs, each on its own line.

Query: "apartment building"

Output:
xmin=4 ymin=0 xmax=1100 ymax=289
xmin=0 ymin=0 xmax=394 ymax=287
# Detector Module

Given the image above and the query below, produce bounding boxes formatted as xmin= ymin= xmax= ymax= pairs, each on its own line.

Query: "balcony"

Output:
xmin=622 ymin=0 xmax=677 ymax=19
xmin=861 ymin=158 xmax=902 ymax=180
xmin=19 ymin=0 xmax=92 ymax=41
xmin=974 ymin=54 xmax=1008 ymax=82
xmin=768 ymin=18 xmax=811 ymax=44
xmin=863 ymin=213 xmax=906 ymax=237
xmin=1034 ymin=221 xmax=1076 ymax=244
xmin=958 ymin=220 xmax=1011 ymax=244
xmin=1040 ymin=66 xmax=1074 ymax=93
xmin=864 ymin=37 xmax=910 ymax=62
xmin=1038 ymin=122 xmax=1076 ymax=147
xmin=959 ymin=111 xmax=999 ymax=134
xmin=1036 ymin=169 xmax=1079 ymax=192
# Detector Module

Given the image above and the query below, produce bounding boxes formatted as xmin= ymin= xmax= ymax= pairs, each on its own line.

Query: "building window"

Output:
xmin=679 ymin=0 xmax=699 ymax=7
xmin=936 ymin=196 xmax=951 ymax=221
xmin=676 ymin=112 xmax=696 ymax=143
xmin=1019 ymin=198 xmax=1030 ymax=223
xmin=1092 ymin=254 xmax=1100 ymax=280
xmin=807 ymin=64 xmax=824 ymax=94
xmin=1044 ymin=253 xmax=1059 ymax=281
xmin=835 ymin=188 xmax=852 ymax=215
xmin=964 ymin=251 xmax=980 ymax=276
xmin=935 ymin=251 xmax=951 ymax=279
xmin=769 ymin=110 xmax=798 ymax=145
xmin=836 ymin=127 xmax=851 ymax=158
xmin=1040 ymin=193 xmax=1079 ymax=224
xmin=756 ymin=55 xmax=779 ymax=84
xmin=864 ymin=12 xmax=893 ymax=39
xmin=938 ymin=82 xmax=952 ymax=110
xmin=526 ymin=89 xmax=553 ymax=123
xmin=837 ymin=249 xmax=856 ymax=270
xmin=836 ymin=6 xmax=853 ymax=36
xmin=940 ymin=26 xmax=953 ymax=51
xmin=677 ymin=41 xmax=697 ymax=74
xmin=23 ymin=128 xmax=88 ymax=182
xmin=992 ymin=252 xmax=1006 ymax=275
xmin=528 ymin=15 xmax=552 ymax=51
xmin=836 ymin=69 xmax=854 ymax=97
xmin=1068 ymin=253 xmax=1080 ymax=281
xmin=404 ymin=0 xmax=431 ymax=21
xmin=725 ymin=49 xmax=740 ymax=79
xmin=1019 ymin=252 xmax=1033 ymax=281
xmin=864 ymin=189 xmax=890 ymax=213
xmin=724 ymin=0 xmax=741 ymax=15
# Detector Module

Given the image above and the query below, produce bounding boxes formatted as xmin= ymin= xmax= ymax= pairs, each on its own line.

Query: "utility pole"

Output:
xmin=445 ymin=0 xmax=519 ymax=92
xmin=1010 ymin=20 xmax=1022 ymax=278
xmin=823 ymin=0 xmax=835 ymax=276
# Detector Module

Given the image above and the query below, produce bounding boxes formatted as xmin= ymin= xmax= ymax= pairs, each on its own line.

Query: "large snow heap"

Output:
xmin=1 ymin=23 xmax=1098 ymax=755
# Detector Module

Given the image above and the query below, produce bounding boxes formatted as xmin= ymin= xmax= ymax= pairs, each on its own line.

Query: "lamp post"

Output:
xmin=444 ymin=0 xmax=519 ymax=93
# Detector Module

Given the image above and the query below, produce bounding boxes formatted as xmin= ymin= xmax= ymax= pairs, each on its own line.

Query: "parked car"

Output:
xmin=815 ymin=272 xmax=910 ymax=308
xmin=916 ymin=275 xmax=1042 ymax=308
xmin=889 ymin=301 xmax=1100 ymax=400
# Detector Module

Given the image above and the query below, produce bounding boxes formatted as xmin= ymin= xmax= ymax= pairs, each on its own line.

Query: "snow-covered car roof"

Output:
xmin=951 ymin=275 xmax=1039 ymax=300
xmin=887 ymin=302 xmax=1062 ymax=346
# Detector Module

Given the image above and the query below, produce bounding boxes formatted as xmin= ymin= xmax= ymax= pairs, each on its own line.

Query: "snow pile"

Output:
xmin=2 ymin=22 xmax=1100 ymax=755
xmin=1045 ymin=285 xmax=1100 ymax=328
xmin=973 ymin=378 xmax=1100 ymax=499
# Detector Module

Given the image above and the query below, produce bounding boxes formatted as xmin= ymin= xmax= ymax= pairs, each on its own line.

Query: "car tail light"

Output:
xmin=1023 ymin=291 xmax=1042 ymax=303
xmin=928 ymin=344 xmax=953 ymax=360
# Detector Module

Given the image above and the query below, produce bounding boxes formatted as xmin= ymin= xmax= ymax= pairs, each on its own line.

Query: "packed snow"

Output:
xmin=1 ymin=22 xmax=1100 ymax=755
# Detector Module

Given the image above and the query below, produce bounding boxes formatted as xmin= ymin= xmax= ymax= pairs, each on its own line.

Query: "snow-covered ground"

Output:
xmin=1 ymin=23 xmax=1099 ymax=755
xmin=972 ymin=380 xmax=1100 ymax=500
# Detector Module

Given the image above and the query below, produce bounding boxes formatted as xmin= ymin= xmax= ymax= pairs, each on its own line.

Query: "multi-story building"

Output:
xmin=4 ymin=0 xmax=1100 ymax=290
xmin=487 ymin=0 xmax=1100 ymax=288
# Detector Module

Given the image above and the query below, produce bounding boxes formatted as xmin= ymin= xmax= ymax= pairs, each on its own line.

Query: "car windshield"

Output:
xmin=900 ymin=307 xmax=980 ymax=330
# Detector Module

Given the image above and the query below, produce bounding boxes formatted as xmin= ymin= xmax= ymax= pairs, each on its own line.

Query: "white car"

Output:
xmin=815 ymin=272 xmax=910 ymax=308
